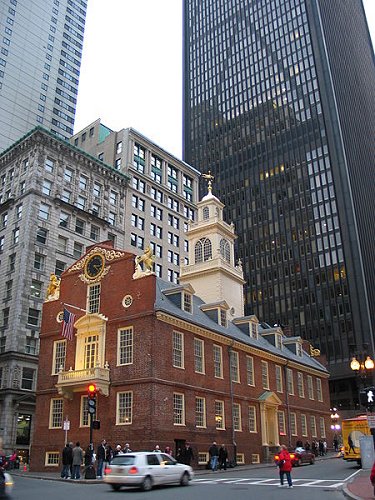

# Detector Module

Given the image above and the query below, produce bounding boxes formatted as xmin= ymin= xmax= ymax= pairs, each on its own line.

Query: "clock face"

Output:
xmin=85 ymin=254 xmax=105 ymax=279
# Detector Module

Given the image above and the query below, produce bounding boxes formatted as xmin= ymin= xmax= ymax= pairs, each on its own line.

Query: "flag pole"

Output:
xmin=63 ymin=303 xmax=87 ymax=313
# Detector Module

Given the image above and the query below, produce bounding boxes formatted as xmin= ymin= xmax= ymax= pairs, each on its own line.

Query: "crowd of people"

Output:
xmin=60 ymin=440 xmax=177 ymax=479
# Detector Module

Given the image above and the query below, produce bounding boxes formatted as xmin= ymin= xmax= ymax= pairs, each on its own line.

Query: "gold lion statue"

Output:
xmin=135 ymin=246 xmax=155 ymax=273
xmin=46 ymin=273 xmax=60 ymax=300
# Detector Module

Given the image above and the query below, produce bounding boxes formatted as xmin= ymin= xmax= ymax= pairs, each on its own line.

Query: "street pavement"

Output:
xmin=10 ymin=452 xmax=372 ymax=499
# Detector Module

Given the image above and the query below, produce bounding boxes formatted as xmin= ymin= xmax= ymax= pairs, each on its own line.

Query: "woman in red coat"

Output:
xmin=370 ymin=460 xmax=375 ymax=495
xmin=278 ymin=445 xmax=293 ymax=488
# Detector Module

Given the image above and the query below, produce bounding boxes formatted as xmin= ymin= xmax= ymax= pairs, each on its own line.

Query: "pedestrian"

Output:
xmin=277 ymin=445 xmax=293 ymax=488
xmin=180 ymin=442 xmax=194 ymax=466
xmin=123 ymin=443 xmax=132 ymax=453
xmin=323 ymin=440 xmax=327 ymax=455
xmin=318 ymin=440 xmax=324 ymax=456
xmin=96 ymin=439 xmax=106 ymax=478
xmin=164 ymin=446 xmax=172 ymax=455
xmin=209 ymin=441 xmax=219 ymax=471
xmin=218 ymin=444 xmax=228 ymax=470
xmin=153 ymin=445 xmax=161 ymax=452
xmin=71 ymin=442 xmax=83 ymax=479
xmin=9 ymin=450 xmax=17 ymax=470
xmin=311 ymin=440 xmax=318 ymax=456
xmin=304 ymin=441 xmax=310 ymax=451
xmin=333 ymin=437 xmax=339 ymax=452
xmin=105 ymin=443 xmax=113 ymax=465
xmin=370 ymin=459 xmax=375 ymax=496
xmin=113 ymin=444 xmax=122 ymax=456
xmin=61 ymin=442 xmax=73 ymax=479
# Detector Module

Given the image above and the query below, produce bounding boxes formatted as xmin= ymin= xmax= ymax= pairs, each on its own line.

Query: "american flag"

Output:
xmin=61 ymin=308 xmax=76 ymax=340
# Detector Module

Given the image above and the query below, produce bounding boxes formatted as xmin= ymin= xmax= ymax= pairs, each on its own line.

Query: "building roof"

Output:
xmin=155 ymin=277 xmax=328 ymax=374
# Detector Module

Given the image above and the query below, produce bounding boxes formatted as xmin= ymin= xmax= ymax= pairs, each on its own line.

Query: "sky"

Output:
xmin=74 ymin=0 xmax=375 ymax=160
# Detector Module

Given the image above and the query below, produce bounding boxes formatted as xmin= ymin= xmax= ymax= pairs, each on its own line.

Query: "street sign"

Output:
xmin=63 ymin=420 xmax=70 ymax=431
xmin=367 ymin=415 xmax=375 ymax=429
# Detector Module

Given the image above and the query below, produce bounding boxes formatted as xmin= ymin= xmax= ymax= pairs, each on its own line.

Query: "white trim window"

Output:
xmin=117 ymin=327 xmax=133 ymax=365
xmin=195 ymin=397 xmax=206 ymax=427
xmin=45 ymin=452 xmax=59 ymax=466
xmin=278 ymin=410 xmax=286 ymax=435
xmin=316 ymin=378 xmax=323 ymax=402
xmin=49 ymin=399 xmax=63 ymax=428
xmin=52 ymin=339 xmax=66 ymax=375
xmin=301 ymin=414 xmax=308 ymax=436
xmin=215 ymin=400 xmax=225 ymax=429
xmin=194 ymin=338 xmax=205 ymax=374
xmin=319 ymin=417 xmax=326 ymax=438
xmin=117 ymin=391 xmax=132 ymax=425
xmin=230 ymin=350 xmax=240 ymax=383
xmin=213 ymin=345 xmax=223 ymax=378
xmin=261 ymin=361 xmax=269 ymax=389
xmin=297 ymin=372 xmax=305 ymax=398
xmin=80 ymin=396 xmax=89 ymax=427
xmin=87 ymin=283 xmax=100 ymax=313
xmin=233 ymin=403 xmax=242 ymax=431
xmin=287 ymin=368 xmax=294 ymax=395
xmin=310 ymin=415 xmax=317 ymax=437
xmin=173 ymin=393 xmax=185 ymax=425
xmin=290 ymin=412 xmax=297 ymax=436
xmin=275 ymin=365 xmax=283 ymax=393
xmin=246 ymin=356 xmax=255 ymax=386
xmin=248 ymin=405 xmax=257 ymax=433
xmin=307 ymin=375 xmax=314 ymax=400
xmin=172 ymin=331 xmax=184 ymax=368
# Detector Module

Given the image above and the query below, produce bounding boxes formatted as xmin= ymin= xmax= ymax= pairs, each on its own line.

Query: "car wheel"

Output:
xmin=180 ymin=472 xmax=190 ymax=486
xmin=141 ymin=476 xmax=153 ymax=491
xmin=111 ymin=484 xmax=121 ymax=491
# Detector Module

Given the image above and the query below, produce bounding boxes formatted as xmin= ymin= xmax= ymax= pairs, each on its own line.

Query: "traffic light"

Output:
xmin=87 ymin=383 xmax=97 ymax=415
xmin=360 ymin=386 xmax=375 ymax=411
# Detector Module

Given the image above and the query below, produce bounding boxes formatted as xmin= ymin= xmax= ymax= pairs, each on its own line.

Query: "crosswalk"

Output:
xmin=193 ymin=477 xmax=344 ymax=488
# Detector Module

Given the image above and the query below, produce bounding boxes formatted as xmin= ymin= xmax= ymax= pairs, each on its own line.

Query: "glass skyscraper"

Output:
xmin=0 ymin=0 xmax=88 ymax=151
xmin=183 ymin=0 xmax=375 ymax=409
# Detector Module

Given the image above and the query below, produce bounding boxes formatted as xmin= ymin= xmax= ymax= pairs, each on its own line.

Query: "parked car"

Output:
xmin=0 ymin=471 xmax=14 ymax=498
xmin=103 ymin=452 xmax=194 ymax=491
xmin=274 ymin=447 xmax=315 ymax=467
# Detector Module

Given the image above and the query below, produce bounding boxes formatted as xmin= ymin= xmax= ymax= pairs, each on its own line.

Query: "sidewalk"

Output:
xmin=343 ymin=469 xmax=374 ymax=500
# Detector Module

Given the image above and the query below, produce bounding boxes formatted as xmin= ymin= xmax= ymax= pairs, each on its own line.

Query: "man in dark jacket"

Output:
xmin=209 ymin=441 xmax=219 ymax=471
xmin=218 ymin=444 xmax=228 ymax=470
xmin=96 ymin=439 xmax=106 ymax=478
xmin=61 ymin=443 xmax=73 ymax=479
xmin=180 ymin=443 xmax=194 ymax=466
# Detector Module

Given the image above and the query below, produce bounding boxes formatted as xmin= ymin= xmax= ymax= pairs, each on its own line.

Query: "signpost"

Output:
xmin=63 ymin=417 xmax=70 ymax=444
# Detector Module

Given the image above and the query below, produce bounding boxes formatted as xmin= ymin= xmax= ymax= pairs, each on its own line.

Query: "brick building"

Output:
xmin=31 ymin=187 xmax=332 ymax=471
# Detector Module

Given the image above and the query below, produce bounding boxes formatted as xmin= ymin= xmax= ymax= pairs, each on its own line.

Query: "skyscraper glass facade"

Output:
xmin=0 ymin=0 xmax=87 ymax=151
xmin=183 ymin=0 xmax=375 ymax=409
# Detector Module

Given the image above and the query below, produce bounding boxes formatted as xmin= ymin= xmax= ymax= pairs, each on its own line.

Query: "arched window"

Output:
xmin=203 ymin=206 xmax=209 ymax=220
xmin=195 ymin=238 xmax=212 ymax=263
xmin=220 ymin=238 xmax=230 ymax=262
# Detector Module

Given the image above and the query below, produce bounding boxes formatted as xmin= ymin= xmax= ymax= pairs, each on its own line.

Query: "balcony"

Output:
xmin=56 ymin=365 xmax=110 ymax=399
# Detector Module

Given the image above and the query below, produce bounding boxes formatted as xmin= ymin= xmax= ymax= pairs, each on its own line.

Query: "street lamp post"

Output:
xmin=350 ymin=352 xmax=375 ymax=410
xmin=330 ymin=408 xmax=340 ymax=451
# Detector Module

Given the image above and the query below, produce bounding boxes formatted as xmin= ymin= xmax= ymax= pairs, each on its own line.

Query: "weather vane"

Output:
xmin=201 ymin=170 xmax=214 ymax=193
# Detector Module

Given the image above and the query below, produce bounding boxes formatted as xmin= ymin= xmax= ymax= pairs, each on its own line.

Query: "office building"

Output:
xmin=0 ymin=127 xmax=129 ymax=459
xmin=0 ymin=0 xmax=88 ymax=151
xmin=183 ymin=0 xmax=375 ymax=409
xmin=71 ymin=119 xmax=200 ymax=283
xmin=31 ymin=188 xmax=330 ymax=471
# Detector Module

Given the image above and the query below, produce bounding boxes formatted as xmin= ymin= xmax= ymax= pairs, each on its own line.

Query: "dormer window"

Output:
xmin=220 ymin=238 xmax=230 ymax=262
xmin=203 ymin=206 xmax=209 ymax=219
xmin=276 ymin=333 xmax=283 ymax=350
xmin=219 ymin=309 xmax=227 ymax=327
xmin=296 ymin=343 xmax=303 ymax=357
xmin=250 ymin=322 xmax=258 ymax=339
xmin=195 ymin=237 xmax=212 ymax=263
xmin=183 ymin=292 xmax=192 ymax=313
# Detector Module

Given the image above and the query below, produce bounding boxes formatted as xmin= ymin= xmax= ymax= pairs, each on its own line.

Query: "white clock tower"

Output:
xmin=180 ymin=173 xmax=245 ymax=318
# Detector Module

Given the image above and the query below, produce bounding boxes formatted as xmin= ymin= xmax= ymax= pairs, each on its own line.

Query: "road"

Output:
xmin=9 ymin=457 xmax=360 ymax=500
